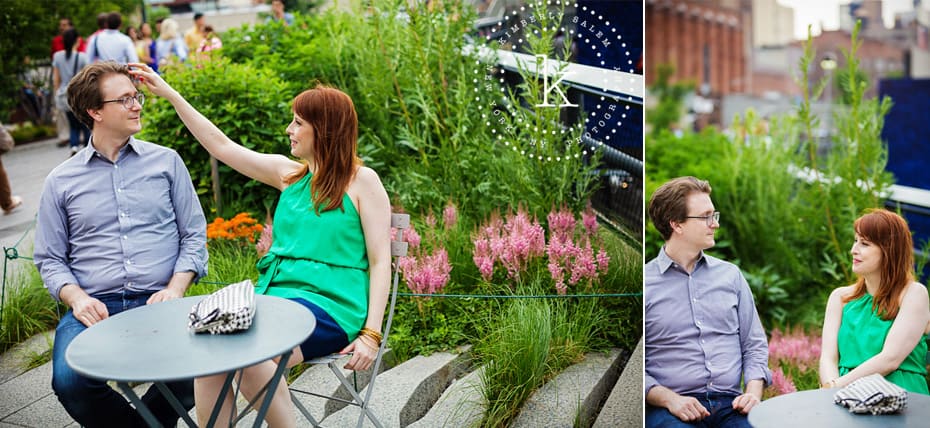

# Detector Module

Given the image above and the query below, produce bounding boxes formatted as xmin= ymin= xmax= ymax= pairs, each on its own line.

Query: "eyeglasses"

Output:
xmin=101 ymin=93 xmax=145 ymax=109
xmin=685 ymin=211 xmax=720 ymax=226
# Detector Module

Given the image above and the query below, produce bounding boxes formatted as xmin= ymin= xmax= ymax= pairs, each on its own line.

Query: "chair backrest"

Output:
xmin=380 ymin=213 xmax=409 ymax=352
xmin=353 ymin=213 xmax=408 ymax=417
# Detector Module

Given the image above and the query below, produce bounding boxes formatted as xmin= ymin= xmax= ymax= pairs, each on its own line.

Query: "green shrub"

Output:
xmin=138 ymin=56 xmax=292 ymax=218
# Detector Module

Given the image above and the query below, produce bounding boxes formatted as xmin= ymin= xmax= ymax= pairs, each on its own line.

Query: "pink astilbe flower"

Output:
xmin=544 ymin=206 xmax=612 ymax=292
xmin=596 ymin=249 xmax=610 ymax=274
xmin=471 ymin=209 xmax=545 ymax=282
xmin=255 ymin=223 xmax=273 ymax=257
xmin=547 ymin=207 xmax=576 ymax=240
xmin=497 ymin=209 xmax=546 ymax=280
xmin=770 ymin=367 xmax=797 ymax=395
xmin=406 ymin=224 xmax=421 ymax=248
xmin=401 ymin=248 xmax=452 ymax=294
xmin=424 ymin=212 xmax=437 ymax=229
xmin=472 ymin=238 xmax=495 ymax=281
xmin=568 ymin=241 xmax=599 ymax=286
xmin=582 ymin=208 xmax=598 ymax=237
xmin=442 ymin=202 xmax=458 ymax=230
xmin=768 ymin=329 xmax=822 ymax=371
xmin=548 ymin=262 xmax=567 ymax=294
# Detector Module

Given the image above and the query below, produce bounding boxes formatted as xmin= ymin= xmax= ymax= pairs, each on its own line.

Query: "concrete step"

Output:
xmin=320 ymin=347 xmax=472 ymax=427
xmin=407 ymin=365 xmax=486 ymax=428
xmin=511 ymin=348 xmax=627 ymax=428
xmin=593 ymin=338 xmax=643 ymax=428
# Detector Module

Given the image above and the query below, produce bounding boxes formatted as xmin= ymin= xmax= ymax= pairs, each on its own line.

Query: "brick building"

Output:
xmin=645 ymin=0 xmax=751 ymax=96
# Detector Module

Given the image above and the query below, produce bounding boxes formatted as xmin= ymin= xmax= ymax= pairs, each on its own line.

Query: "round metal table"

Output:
xmin=749 ymin=388 xmax=930 ymax=428
xmin=66 ymin=294 xmax=315 ymax=427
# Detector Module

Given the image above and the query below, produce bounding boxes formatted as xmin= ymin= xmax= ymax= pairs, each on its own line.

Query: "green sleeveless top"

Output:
xmin=837 ymin=293 xmax=929 ymax=394
xmin=255 ymin=173 xmax=368 ymax=341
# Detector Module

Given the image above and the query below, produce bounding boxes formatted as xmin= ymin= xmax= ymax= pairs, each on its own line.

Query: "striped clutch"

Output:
xmin=188 ymin=280 xmax=257 ymax=334
xmin=833 ymin=373 xmax=907 ymax=415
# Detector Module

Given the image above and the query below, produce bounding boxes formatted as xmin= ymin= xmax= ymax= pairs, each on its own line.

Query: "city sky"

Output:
xmin=778 ymin=0 xmax=916 ymax=40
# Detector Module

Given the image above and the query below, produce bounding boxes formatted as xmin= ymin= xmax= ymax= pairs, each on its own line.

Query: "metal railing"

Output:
xmin=467 ymin=24 xmax=644 ymax=238
xmin=885 ymin=185 xmax=930 ymax=280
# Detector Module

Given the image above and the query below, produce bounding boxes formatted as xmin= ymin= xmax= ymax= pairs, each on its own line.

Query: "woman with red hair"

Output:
xmin=130 ymin=63 xmax=391 ymax=427
xmin=819 ymin=209 xmax=930 ymax=393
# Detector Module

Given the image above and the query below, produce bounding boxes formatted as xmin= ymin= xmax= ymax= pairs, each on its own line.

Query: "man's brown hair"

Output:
xmin=68 ymin=61 xmax=132 ymax=129
xmin=648 ymin=176 xmax=712 ymax=240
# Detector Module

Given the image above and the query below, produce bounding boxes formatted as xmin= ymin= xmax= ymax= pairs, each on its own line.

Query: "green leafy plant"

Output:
xmin=0 ymin=265 xmax=63 ymax=354
xmin=138 ymin=56 xmax=292 ymax=217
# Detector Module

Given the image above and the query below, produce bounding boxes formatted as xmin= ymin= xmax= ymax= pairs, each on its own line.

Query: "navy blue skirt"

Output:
xmin=290 ymin=298 xmax=351 ymax=360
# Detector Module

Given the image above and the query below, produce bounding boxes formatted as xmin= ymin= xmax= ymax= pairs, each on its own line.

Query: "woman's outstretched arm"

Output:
xmin=129 ymin=62 xmax=300 ymax=190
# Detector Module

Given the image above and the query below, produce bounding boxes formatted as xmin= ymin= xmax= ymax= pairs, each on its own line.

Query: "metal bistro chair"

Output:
xmin=288 ymin=213 xmax=409 ymax=428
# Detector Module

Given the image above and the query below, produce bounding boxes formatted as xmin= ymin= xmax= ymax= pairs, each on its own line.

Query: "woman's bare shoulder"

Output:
xmin=830 ymin=285 xmax=857 ymax=300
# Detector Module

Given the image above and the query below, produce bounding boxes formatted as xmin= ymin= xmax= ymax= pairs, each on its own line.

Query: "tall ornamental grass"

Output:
xmin=474 ymin=296 xmax=605 ymax=427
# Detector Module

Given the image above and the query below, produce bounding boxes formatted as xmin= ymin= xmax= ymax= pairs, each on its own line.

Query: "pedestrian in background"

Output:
xmin=268 ymin=0 xmax=295 ymax=26
xmin=0 ymin=122 xmax=23 ymax=215
xmin=155 ymin=18 xmax=188 ymax=70
xmin=184 ymin=12 xmax=207 ymax=52
xmin=52 ymin=28 xmax=91 ymax=155
xmin=87 ymin=12 xmax=138 ymax=64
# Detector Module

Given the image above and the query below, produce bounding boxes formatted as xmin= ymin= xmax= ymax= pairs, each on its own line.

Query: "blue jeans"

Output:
xmin=646 ymin=393 xmax=752 ymax=428
xmin=52 ymin=291 xmax=194 ymax=428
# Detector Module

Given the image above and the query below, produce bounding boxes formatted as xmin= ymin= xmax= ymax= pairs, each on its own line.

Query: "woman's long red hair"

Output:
xmin=284 ymin=85 xmax=362 ymax=213
xmin=842 ymin=209 xmax=915 ymax=320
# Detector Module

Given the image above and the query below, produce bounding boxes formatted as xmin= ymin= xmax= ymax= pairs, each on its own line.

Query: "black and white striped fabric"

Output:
xmin=188 ymin=280 xmax=257 ymax=334
xmin=833 ymin=373 xmax=908 ymax=415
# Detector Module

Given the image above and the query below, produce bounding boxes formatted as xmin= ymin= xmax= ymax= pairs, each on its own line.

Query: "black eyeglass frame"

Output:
xmin=685 ymin=211 xmax=720 ymax=226
xmin=101 ymin=93 xmax=145 ymax=109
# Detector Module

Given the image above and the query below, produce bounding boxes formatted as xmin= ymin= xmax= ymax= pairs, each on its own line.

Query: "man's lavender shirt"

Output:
xmin=35 ymin=137 xmax=207 ymax=301
xmin=644 ymin=247 xmax=771 ymax=397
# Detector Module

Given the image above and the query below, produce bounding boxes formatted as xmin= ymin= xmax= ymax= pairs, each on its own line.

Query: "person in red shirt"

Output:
xmin=51 ymin=18 xmax=86 ymax=56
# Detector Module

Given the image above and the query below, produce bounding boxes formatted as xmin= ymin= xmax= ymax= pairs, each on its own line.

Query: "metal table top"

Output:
xmin=749 ymin=388 xmax=930 ymax=428
xmin=66 ymin=294 xmax=315 ymax=383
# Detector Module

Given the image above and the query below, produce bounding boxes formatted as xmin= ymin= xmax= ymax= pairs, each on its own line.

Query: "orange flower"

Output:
xmin=206 ymin=212 xmax=264 ymax=243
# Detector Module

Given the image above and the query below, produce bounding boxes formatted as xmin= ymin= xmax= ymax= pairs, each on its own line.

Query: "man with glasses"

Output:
xmin=644 ymin=176 xmax=771 ymax=428
xmin=34 ymin=61 xmax=207 ymax=427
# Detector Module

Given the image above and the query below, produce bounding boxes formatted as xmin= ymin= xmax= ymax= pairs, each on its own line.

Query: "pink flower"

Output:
xmin=582 ymin=208 xmax=598 ymax=237
xmin=442 ymin=202 xmax=457 ymax=229
xmin=548 ymin=262 xmax=566 ymax=295
xmin=424 ymin=212 xmax=437 ymax=229
xmin=768 ymin=329 xmax=821 ymax=371
xmin=569 ymin=242 xmax=598 ymax=285
xmin=402 ymin=248 xmax=452 ymax=294
xmin=255 ymin=223 xmax=273 ymax=256
xmin=770 ymin=367 xmax=797 ymax=395
xmin=547 ymin=207 xmax=576 ymax=239
xmin=596 ymin=249 xmax=610 ymax=274
xmin=406 ymin=225 xmax=421 ymax=248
